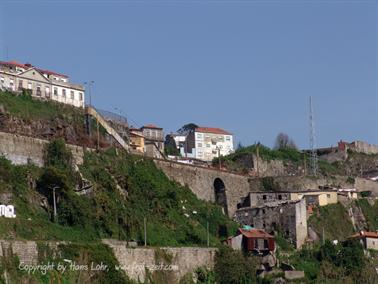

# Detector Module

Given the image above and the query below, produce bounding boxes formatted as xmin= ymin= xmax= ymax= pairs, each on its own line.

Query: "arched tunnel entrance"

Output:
xmin=214 ymin=178 xmax=228 ymax=216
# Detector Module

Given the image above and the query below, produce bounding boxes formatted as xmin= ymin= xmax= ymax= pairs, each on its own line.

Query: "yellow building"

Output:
xmin=129 ymin=128 xmax=145 ymax=154
xmin=290 ymin=190 xmax=338 ymax=207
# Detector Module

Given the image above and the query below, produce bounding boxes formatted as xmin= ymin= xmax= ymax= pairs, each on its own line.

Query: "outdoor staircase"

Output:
xmin=85 ymin=106 xmax=129 ymax=151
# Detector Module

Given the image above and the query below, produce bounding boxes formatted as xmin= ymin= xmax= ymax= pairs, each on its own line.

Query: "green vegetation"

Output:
xmin=261 ymin=177 xmax=280 ymax=191
xmin=308 ymin=203 xmax=354 ymax=241
xmin=0 ymin=90 xmax=84 ymax=122
xmin=79 ymin=148 xmax=238 ymax=245
xmin=356 ymin=199 xmax=378 ymax=231
xmin=0 ymin=241 xmax=134 ymax=283
xmin=213 ymin=144 xmax=304 ymax=174
xmin=0 ymin=139 xmax=237 ymax=245
xmin=286 ymin=240 xmax=377 ymax=283
xmin=214 ymin=246 xmax=257 ymax=284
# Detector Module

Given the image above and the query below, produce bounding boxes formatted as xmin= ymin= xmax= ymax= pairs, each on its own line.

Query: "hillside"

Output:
xmin=0 ymin=141 xmax=236 ymax=245
xmin=216 ymin=143 xmax=378 ymax=177
xmin=0 ymin=90 xmax=108 ymax=148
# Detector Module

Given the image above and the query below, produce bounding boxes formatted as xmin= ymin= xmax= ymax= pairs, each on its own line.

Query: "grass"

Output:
xmin=0 ymin=144 xmax=238 ymax=246
xmin=308 ymin=203 xmax=354 ymax=241
xmin=0 ymin=90 xmax=84 ymax=122
xmin=356 ymin=199 xmax=378 ymax=231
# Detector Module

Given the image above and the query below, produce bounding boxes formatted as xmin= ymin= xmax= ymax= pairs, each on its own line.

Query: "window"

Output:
xmin=197 ymin=143 xmax=202 ymax=148
xmin=62 ymin=89 xmax=66 ymax=98
xmin=70 ymin=90 xmax=74 ymax=99
xmin=278 ymin=195 xmax=282 ymax=200
xmin=206 ymin=144 xmax=210 ymax=148
xmin=18 ymin=80 xmax=23 ymax=91
xmin=262 ymin=209 xmax=265 ymax=214
xmin=327 ymin=194 xmax=331 ymax=198
xmin=45 ymin=87 xmax=50 ymax=97
xmin=53 ymin=87 xmax=58 ymax=96
xmin=226 ymin=136 xmax=231 ymax=141
xmin=79 ymin=92 xmax=83 ymax=101
xmin=263 ymin=195 xmax=267 ymax=200
xmin=36 ymin=84 xmax=41 ymax=96
xmin=9 ymin=79 xmax=14 ymax=87
xmin=28 ymin=82 xmax=32 ymax=89
xmin=196 ymin=133 xmax=203 ymax=139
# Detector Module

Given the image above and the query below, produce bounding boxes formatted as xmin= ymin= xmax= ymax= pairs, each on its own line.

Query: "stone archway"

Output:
xmin=214 ymin=178 xmax=228 ymax=216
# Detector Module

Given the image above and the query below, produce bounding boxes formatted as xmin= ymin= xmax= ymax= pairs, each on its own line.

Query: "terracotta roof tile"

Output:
xmin=238 ymin=228 xmax=274 ymax=239
xmin=195 ymin=127 xmax=232 ymax=135
xmin=0 ymin=60 xmax=68 ymax=78
xmin=143 ymin=124 xmax=162 ymax=129
xmin=350 ymin=231 xmax=378 ymax=239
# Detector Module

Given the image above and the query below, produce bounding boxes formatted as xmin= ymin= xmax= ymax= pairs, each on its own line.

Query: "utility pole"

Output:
xmin=206 ymin=221 xmax=209 ymax=247
xmin=303 ymin=152 xmax=307 ymax=176
xmin=309 ymin=96 xmax=318 ymax=176
xmin=256 ymin=143 xmax=260 ymax=176
xmin=96 ymin=119 xmax=100 ymax=150
xmin=52 ymin=186 xmax=59 ymax=223
xmin=144 ymin=217 xmax=147 ymax=246
xmin=84 ymin=81 xmax=95 ymax=137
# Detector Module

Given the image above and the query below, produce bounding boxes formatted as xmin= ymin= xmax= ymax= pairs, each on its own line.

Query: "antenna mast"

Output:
xmin=309 ymin=96 xmax=318 ymax=176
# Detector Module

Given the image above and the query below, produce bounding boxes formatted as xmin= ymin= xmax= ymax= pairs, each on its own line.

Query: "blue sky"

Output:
xmin=0 ymin=0 xmax=377 ymax=148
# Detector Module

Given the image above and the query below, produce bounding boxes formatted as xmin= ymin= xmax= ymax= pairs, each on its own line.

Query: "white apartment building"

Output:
xmin=186 ymin=127 xmax=234 ymax=161
xmin=0 ymin=61 xmax=85 ymax=108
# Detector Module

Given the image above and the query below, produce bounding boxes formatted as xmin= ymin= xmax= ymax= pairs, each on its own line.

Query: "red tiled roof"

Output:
xmin=238 ymin=228 xmax=274 ymax=239
xmin=0 ymin=60 xmax=27 ymax=69
xmin=195 ymin=127 xmax=232 ymax=135
xmin=350 ymin=231 xmax=378 ymax=239
xmin=0 ymin=60 xmax=68 ymax=78
xmin=36 ymin=68 xmax=68 ymax=78
xmin=143 ymin=124 xmax=162 ymax=129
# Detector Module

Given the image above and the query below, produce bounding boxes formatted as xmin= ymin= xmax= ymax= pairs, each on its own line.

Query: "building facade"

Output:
xmin=0 ymin=61 xmax=85 ymax=108
xmin=129 ymin=128 xmax=145 ymax=154
xmin=350 ymin=231 xmax=378 ymax=250
xmin=141 ymin=124 xmax=164 ymax=158
xmin=186 ymin=127 xmax=234 ymax=161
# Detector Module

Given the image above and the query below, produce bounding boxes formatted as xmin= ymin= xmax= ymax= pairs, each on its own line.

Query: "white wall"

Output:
xmin=194 ymin=131 xmax=234 ymax=161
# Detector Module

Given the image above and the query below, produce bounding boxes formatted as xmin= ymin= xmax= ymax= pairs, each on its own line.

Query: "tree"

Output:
xmin=237 ymin=142 xmax=244 ymax=150
xmin=164 ymin=134 xmax=179 ymax=156
xmin=44 ymin=138 xmax=73 ymax=171
xmin=274 ymin=132 xmax=297 ymax=150
xmin=214 ymin=246 xmax=257 ymax=284
xmin=177 ymin=123 xmax=198 ymax=135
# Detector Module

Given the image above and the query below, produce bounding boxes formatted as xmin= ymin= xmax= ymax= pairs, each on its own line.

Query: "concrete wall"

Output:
xmin=290 ymin=191 xmax=338 ymax=206
xmin=154 ymin=159 xmax=251 ymax=216
xmin=355 ymin=178 xmax=378 ymax=196
xmin=0 ymin=131 xmax=86 ymax=166
xmin=350 ymin=141 xmax=378 ymax=155
xmin=102 ymin=240 xmax=216 ymax=283
xmin=295 ymin=199 xmax=308 ymax=249
xmin=366 ymin=237 xmax=378 ymax=250
xmin=234 ymin=199 xmax=307 ymax=249
xmin=0 ymin=240 xmax=38 ymax=265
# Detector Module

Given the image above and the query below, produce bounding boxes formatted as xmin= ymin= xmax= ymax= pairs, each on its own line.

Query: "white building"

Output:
xmin=186 ymin=127 xmax=234 ymax=161
xmin=350 ymin=231 xmax=378 ymax=251
xmin=0 ymin=60 xmax=85 ymax=108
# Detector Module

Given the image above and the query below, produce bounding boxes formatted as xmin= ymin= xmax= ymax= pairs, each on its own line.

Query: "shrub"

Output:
xmin=214 ymin=246 xmax=257 ymax=284
xmin=44 ymin=139 xmax=73 ymax=171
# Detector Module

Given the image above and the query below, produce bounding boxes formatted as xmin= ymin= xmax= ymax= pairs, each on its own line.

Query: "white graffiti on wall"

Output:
xmin=0 ymin=205 xmax=16 ymax=218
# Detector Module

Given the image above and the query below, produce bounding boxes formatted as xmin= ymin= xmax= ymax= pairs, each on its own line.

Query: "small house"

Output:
xmin=349 ymin=231 xmax=378 ymax=250
xmin=227 ymin=227 xmax=275 ymax=254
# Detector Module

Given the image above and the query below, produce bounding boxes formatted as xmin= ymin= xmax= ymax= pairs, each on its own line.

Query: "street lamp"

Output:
xmin=84 ymin=80 xmax=95 ymax=107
